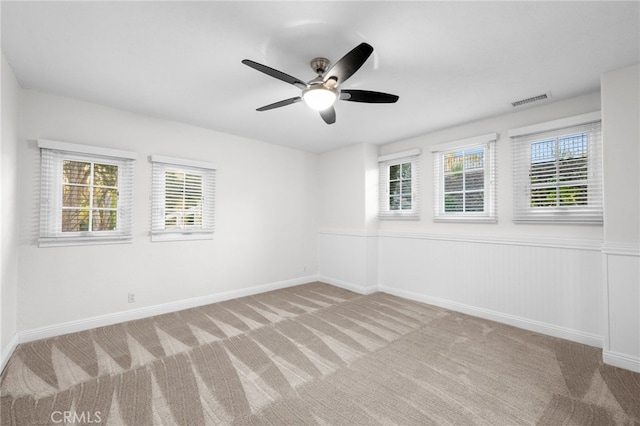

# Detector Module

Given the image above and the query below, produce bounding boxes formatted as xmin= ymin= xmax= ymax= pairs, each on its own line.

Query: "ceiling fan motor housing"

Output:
xmin=310 ymin=57 xmax=331 ymax=75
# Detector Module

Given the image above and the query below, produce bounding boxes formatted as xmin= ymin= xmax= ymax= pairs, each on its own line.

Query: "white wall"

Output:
xmin=378 ymin=92 xmax=603 ymax=240
xmin=1 ymin=54 xmax=21 ymax=370
xmin=16 ymin=90 xmax=319 ymax=334
xmin=319 ymin=92 xmax=606 ymax=348
xmin=318 ymin=143 xmax=379 ymax=292
xmin=601 ymin=64 xmax=640 ymax=372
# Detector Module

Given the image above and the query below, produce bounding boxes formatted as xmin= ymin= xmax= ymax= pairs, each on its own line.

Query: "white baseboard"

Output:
xmin=0 ymin=332 xmax=20 ymax=374
xmin=18 ymin=275 xmax=319 ymax=345
xmin=318 ymin=276 xmax=377 ymax=295
xmin=378 ymin=285 xmax=604 ymax=349
xmin=9 ymin=274 xmax=630 ymax=374
xmin=603 ymin=350 xmax=640 ymax=373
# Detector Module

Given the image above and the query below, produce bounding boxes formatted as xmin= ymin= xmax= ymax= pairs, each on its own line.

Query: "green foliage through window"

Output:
xmin=388 ymin=162 xmax=412 ymax=211
xmin=529 ymin=133 xmax=588 ymax=208
xmin=442 ymin=148 xmax=485 ymax=213
xmin=62 ymin=160 xmax=118 ymax=232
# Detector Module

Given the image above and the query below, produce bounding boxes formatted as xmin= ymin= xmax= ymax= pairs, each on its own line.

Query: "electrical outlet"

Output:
xmin=128 ymin=293 xmax=135 ymax=303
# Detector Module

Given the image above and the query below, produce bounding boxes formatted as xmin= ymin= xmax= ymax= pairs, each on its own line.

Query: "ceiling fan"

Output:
xmin=242 ymin=43 xmax=399 ymax=124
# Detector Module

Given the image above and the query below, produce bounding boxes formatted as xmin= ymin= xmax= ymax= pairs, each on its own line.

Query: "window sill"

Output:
xmin=379 ymin=214 xmax=421 ymax=221
xmin=151 ymin=231 xmax=213 ymax=242
xmin=38 ymin=235 xmax=133 ymax=248
xmin=513 ymin=218 xmax=603 ymax=225
xmin=433 ymin=216 xmax=497 ymax=224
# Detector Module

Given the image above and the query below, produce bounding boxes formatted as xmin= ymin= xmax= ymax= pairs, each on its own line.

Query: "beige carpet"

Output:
xmin=1 ymin=282 xmax=639 ymax=425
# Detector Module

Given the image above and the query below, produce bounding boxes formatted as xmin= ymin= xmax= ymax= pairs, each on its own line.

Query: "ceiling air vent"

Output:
xmin=511 ymin=92 xmax=551 ymax=107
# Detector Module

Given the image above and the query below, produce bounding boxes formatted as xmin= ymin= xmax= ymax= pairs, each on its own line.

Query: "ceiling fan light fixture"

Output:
xmin=302 ymin=86 xmax=338 ymax=111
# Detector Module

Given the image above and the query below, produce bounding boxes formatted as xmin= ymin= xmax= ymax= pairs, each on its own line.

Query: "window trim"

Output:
xmin=150 ymin=155 xmax=217 ymax=242
xmin=378 ymin=148 xmax=421 ymax=220
xmin=431 ymin=133 xmax=498 ymax=223
xmin=37 ymin=139 xmax=136 ymax=248
xmin=510 ymin=112 xmax=603 ymax=224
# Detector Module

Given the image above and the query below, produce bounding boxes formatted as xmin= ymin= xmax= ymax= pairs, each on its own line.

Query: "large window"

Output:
xmin=510 ymin=112 xmax=602 ymax=223
xmin=151 ymin=155 xmax=217 ymax=241
xmin=432 ymin=133 xmax=497 ymax=222
xmin=38 ymin=139 xmax=136 ymax=247
xmin=378 ymin=149 xmax=421 ymax=220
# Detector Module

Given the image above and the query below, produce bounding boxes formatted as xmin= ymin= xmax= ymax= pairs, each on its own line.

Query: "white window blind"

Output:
xmin=38 ymin=139 xmax=136 ymax=247
xmin=378 ymin=149 xmax=421 ymax=220
xmin=510 ymin=112 xmax=602 ymax=223
xmin=432 ymin=133 xmax=498 ymax=222
xmin=151 ymin=155 xmax=217 ymax=241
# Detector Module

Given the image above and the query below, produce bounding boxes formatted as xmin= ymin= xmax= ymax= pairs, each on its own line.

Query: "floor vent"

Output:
xmin=511 ymin=92 xmax=551 ymax=107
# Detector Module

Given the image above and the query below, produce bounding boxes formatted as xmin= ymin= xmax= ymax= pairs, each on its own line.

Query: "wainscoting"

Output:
xmin=318 ymin=229 xmax=379 ymax=294
xmin=602 ymin=244 xmax=640 ymax=372
xmin=319 ymin=229 xmax=604 ymax=348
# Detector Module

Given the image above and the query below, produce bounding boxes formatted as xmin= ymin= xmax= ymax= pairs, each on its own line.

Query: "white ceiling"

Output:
xmin=2 ymin=1 xmax=638 ymax=153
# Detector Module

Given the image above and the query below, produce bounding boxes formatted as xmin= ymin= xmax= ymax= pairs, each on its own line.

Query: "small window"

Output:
xmin=510 ymin=112 xmax=602 ymax=223
xmin=151 ymin=155 xmax=217 ymax=241
xmin=432 ymin=133 xmax=497 ymax=222
xmin=38 ymin=139 xmax=136 ymax=247
xmin=529 ymin=133 xmax=589 ymax=208
xmin=379 ymin=149 xmax=421 ymax=220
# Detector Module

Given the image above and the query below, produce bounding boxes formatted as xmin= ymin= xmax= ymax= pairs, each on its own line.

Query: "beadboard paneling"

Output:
xmin=318 ymin=229 xmax=603 ymax=346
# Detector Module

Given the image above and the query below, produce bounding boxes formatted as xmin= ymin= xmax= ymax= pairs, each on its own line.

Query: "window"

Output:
xmin=38 ymin=139 xmax=136 ymax=247
xmin=432 ymin=133 xmax=497 ymax=222
xmin=378 ymin=149 xmax=420 ymax=220
xmin=510 ymin=111 xmax=602 ymax=223
xmin=151 ymin=155 xmax=217 ymax=241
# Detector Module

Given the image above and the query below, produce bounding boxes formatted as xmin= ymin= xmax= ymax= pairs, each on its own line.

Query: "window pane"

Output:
xmin=389 ymin=181 xmax=400 ymax=195
xmin=531 ymin=187 xmax=557 ymax=207
xmin=63 ymin=161 xmax=91 ymax=184
xmin=164 ymin=170 xmax=204 ymax=229
xmin=559 ymin=185 xmax=588 ymax=206
xmin=93 ymin=164 xmax=118 ymax=187
xmin=63 ymin=185 xmax=90 ymax=207
xmin=558 ymin=133 xmax=587 ymax=160
xmin=559 ymin=157 xmax=588 ymax=182
xmin=184 ymin=198 xmax=201 ymax=208
xmin=444 ymin=152 xmax=463 ymax=173
xmin=444 ymin=173 xmax=463 ymax=192
xmin=389 ymin=164 xmax=400 ymax=180
xmin=184 ymin=173 xmax=203 ymax=187
xmin=401 ymin=162 xmax=412 ymax=179
xmin=93 ymin=188 xmax=118 ymax=208
xmin=444 ymin=193 xmax=463 ymax=212
xmin=389 ymin=196 xmax=400 ymax=210
xmin=465 ymin=170 xmax=484 ymax=191
xmin=531 ymin=139 xmax=556 ymax=164
xmin=62 ymin=209 xmax=90 ymax=232
xmin=465 ymin=148 xmax=484 ymax=170
xmin=401 ymin=180 xmax=412 ymax=195
xmin=465 ymin=191 xmax=484 ymax=212
xmin=530 ymin=162 xmax=557 ymax=184
xmin=401 ymin=195 xmax=412 ymax=210
xmin=92 ymin=210 xmax=117 ymax=231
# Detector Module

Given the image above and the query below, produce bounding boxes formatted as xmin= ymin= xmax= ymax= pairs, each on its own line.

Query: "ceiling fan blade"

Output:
xmin=256 ymin=97 xmax=302 ymax=111
xmin=323 ymin=43 xmax=374 ymax=85
xmin=319 ymin=107 xmax=336 ymax=124
xmin=340 ymin=89 xmax=399 ymax=103
xmin=242 ymin=59 xmax=307 ymax=89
